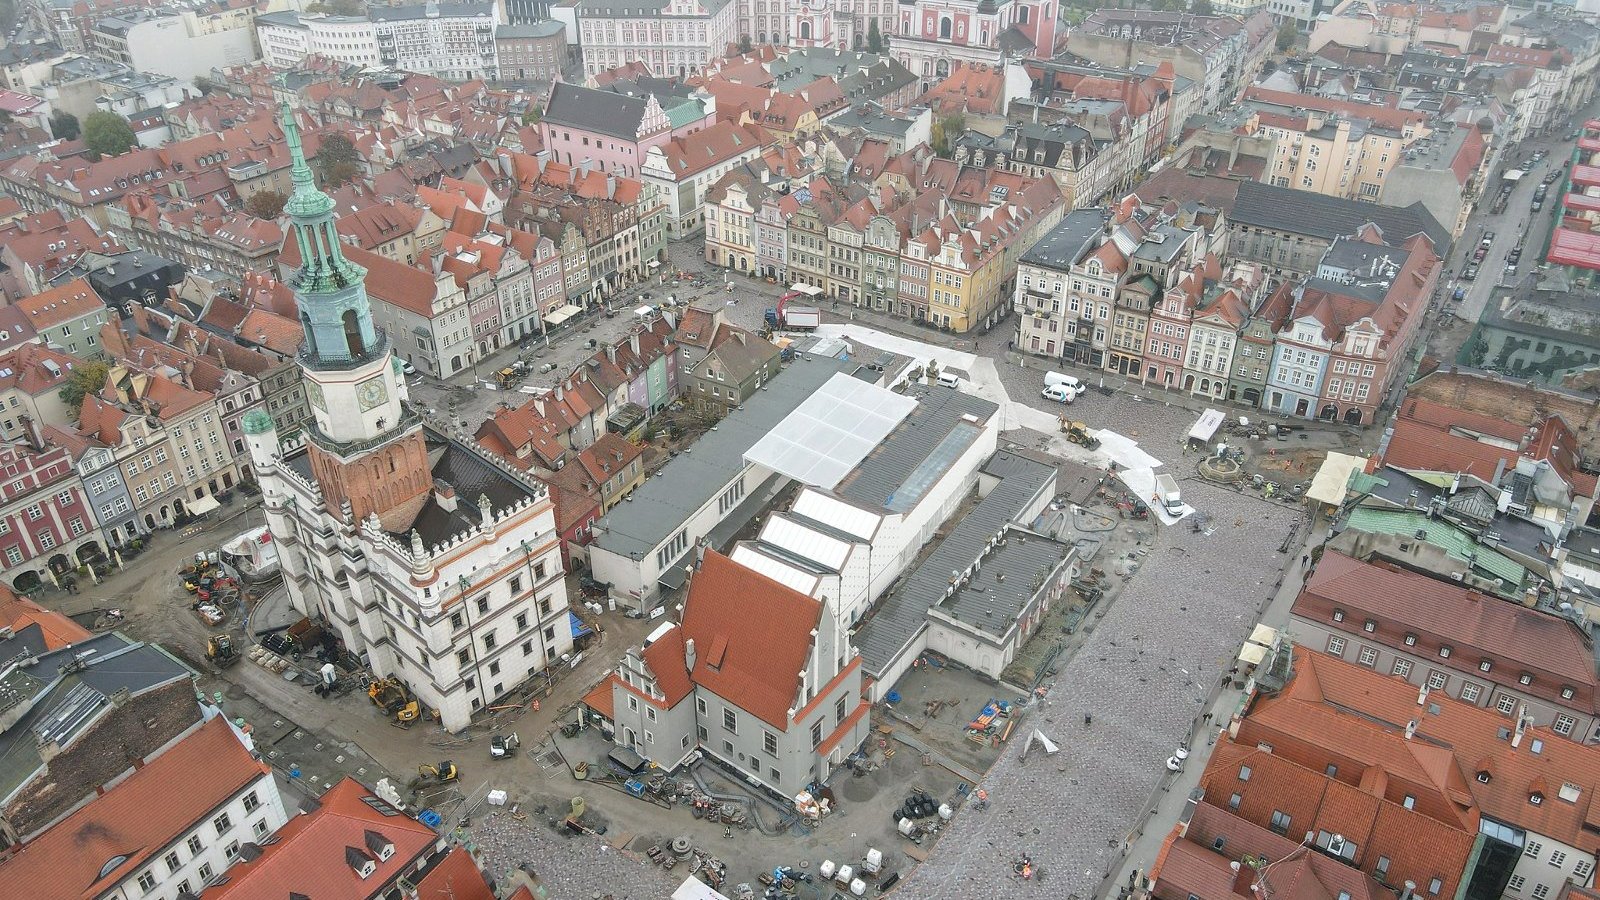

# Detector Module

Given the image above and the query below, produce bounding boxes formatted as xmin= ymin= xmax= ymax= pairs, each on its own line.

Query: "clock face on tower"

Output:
xmin=356 ymin=375 xmax=389 ymax=412
xmin=305 ymin=379 xmax=326 ymax=412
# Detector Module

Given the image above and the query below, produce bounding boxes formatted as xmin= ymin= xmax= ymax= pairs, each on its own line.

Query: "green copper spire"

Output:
xmin=279 ymin=103 xmax=365 ymax=294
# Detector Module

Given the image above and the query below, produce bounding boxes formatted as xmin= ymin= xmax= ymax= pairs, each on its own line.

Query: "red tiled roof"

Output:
xmin=0 ymin=718 xmax=269 ymax=899
xmin=583 ymin=673 xmax=620 ymax=720
xmin=411 ymin=846 xmax=494 ymax=900
xmin=206 ymin=776 xmax=435 ymax=899
xmin=1293 ymin=551 xmax=1598 ymax=712
xmin=575 ymin=433 xmax=642 ymax=487
xmin=679 ymin=551 xmax=822 ymax=730
xmin=15 ymin=277 xmax=106 ymax=331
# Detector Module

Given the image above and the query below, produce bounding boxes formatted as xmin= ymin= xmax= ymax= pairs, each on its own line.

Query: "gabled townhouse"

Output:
xmin=590 ymin=550 xmax=870 ymax=795
xmin=1263 ymin=227 xmax=1438 ymax=424
xmin=475 ymin=402 xmax=574 ymax=475
xmin=539 ymin=80 xmax=717 ymax=178
xmin=72 ymin=363 xmax=240 ymax=533
xmin=0 ymin=212 xmax=126 ymax=301
xmin=333 ymin=201 xmax=448 ymax=266
xmin=188 ymin=273 xmax=312 ymax=442
xmin=109 ymin=191 xmax=283 ymax=281
xmin=1013 ymin=210 xmax=1114 ymax=365
xmin=0 ymin=345 xmax=81 ymax=441
xmin=643 ymin=121 xmax=766 ymax=239
xmin=678 ymin=319 xmax=781 ymax=417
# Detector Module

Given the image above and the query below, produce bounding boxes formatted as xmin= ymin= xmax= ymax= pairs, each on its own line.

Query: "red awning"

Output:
xmin=1547 ymin=226 xmax=1600 ymax=269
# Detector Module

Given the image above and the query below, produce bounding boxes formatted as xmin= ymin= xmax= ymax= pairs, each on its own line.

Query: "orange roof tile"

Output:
xmin=0 ymin=585 xmax=90 ymax=649
xmin=411 ymin=847 xmax=494 ymax=900
xmin=206 ymin=776 xmax=437 ymax=900
xmin=15 ymin=277 xmax=107 ymax=331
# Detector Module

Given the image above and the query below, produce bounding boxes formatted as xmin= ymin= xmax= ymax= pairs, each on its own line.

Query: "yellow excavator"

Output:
xmin=418 ymin=761 xmax=459 ymax=785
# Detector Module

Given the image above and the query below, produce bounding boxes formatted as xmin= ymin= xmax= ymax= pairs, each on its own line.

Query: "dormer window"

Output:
xmin=1530 ymin=792 xmax=1543 ymax=805
xmin=1519 ymin=673 xmax=1533 ymax=686
xmin=345 ymin=847 xmax=377 ymax=879
xmin=1439 ymin=645 xmax=1452 ymax=658
xmin=1404 ymin=633 xmax=1417 ymax=646
xmin=1332 ymin=608 xmax=1345 ymax=622
xmin=363 ymin=829 xmax=394 ymax=861
xmin=1479 ymin=660 xmax=1492 ymax=673
xmin=1561 ymin=686 xmax=1575 ymax=700
xmin=1363 ymin=619 xmax=1376 ymax=633
xmin=1476 ymin=771 xmax=1491 ymax=783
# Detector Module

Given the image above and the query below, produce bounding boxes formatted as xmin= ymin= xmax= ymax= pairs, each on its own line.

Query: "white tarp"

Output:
xmin=744 ymin=373 xmax=916 ymax=488
xmin=1187 ymin=408 xmax=1226 ymax=444
xmin=187 ymin=494 xmax=221 ymax=516
xmin=673 ymin=876 xmax=732 ymax=900
xmin=543 ymin=304 xmax=582 ymax=326
xmin=1307 ymin=451 xmax=1367 ymax=507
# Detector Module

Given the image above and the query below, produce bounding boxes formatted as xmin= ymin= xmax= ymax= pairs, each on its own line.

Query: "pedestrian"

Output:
xmin=1084 ymin=713 xmax=1093 ymax=726
xmin=1301 ymin=553 xmax=1309 ymax=568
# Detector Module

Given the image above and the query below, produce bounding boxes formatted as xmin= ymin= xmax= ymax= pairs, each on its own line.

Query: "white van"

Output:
xmin=1041 ymin=384 xmax=1076 ymax=403
xmin=937 ymin=371 xmax=961 ymax=388
xmin=1045 ymin=371 xmax=1083 ymax=390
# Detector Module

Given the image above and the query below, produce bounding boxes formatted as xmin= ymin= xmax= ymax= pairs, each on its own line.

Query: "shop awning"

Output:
xmin=1237 ymin=642 xmax=1268 ymax=665
xmin=1249 ymin=623 xmax=1278 ymax=646
xmin=543 ymin=304 xmax=582 ymax=327
xmin=647 ymin=259 xmax=661 ymax=269
xmin=188 ymin=494 xmax=221 ymax=516
xmin=569 ymin=611 xmax=592 ymax=639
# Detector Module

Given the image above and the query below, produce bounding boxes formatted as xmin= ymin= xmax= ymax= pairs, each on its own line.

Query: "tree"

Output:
xmin=245 ymin=189 xmax=288 ymax=219
xmin=306 ymin=0 xmax=362 ymax=14
xmin=1191 ymin=0 xmax=1214 ymax=15
xmin=61 ymin=362 xmax=110 ymax=421
xmin=930 ymin=111 xmax=966 ymax=158
xmin=522 ymin=106 xmax=542 ymax=126
xmin=313 ymin=133 xmax=362 ymax=188
xmin=1276 ymin=21 xmax=1298 ymax=52
xmin=193 ymin=75 xmax=216 ymax=96
xmin=83 ymin=111 xmax=137 ymax=161
xmin=867 ymin=20 xmax=884 ymax=53
xmin=737 ymin=34 xmax=753 ymax=54
xmin=49 ymin=111 xmax=79 ymax=142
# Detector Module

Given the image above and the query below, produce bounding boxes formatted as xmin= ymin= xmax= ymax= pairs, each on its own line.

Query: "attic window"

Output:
xmin=1476 ymin=771 xmax=1491 ymax=783
xmin=1518 ymin=673 xmax=1533 ymax=686
xmin=1332 ymin=609 xmax=1345 ymax=622
xmin=1530 ymin=792 xmax=1543 ymax=805
xmin=345 ymin=847 xmax=377 ymax=879
xmin=1559 ymin=782 xmax=1581 ymax=803
xmin=1404 ymin=633 xmax=1417 ymax=646
xmin=1438 ymin=645 xmax=1452 ymax=658
xmin=1561 ymin=686 xmax=1575 ymax=700
xmin=363 ymin=829 xmax=394 ymax=861
xmin=98 ymin=854 xmax=130 ymax=879
xmin=1479 ymin=659 xmax=1492 ymax=673
xmin=1363 ymin=619 xmax=1376 ymax=633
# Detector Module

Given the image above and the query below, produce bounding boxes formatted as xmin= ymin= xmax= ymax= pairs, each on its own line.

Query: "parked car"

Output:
xmin=1532 ymin=198 xmax=1544 ymax=212
xmin=1463 ymin=263 xmax=1480 ymax=281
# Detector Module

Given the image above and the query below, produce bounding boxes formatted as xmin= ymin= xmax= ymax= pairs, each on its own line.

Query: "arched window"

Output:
xmin=939 ymin=16 xmax=952 ymax=38
xmin=300 ymin=312 xmax=317 ymax=355
xmin=342 ymin=309 xmax=364 ymax=356
xmin=800 ymin=20 xmax=811 ymax=40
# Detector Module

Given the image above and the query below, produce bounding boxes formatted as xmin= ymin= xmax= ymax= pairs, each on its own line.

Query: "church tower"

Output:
xmin=280 ymin=104 xmax=430 ymax=528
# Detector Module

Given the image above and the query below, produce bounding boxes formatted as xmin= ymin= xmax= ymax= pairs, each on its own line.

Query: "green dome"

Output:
xmin=242 ymin=409 xmax=276 ymax=435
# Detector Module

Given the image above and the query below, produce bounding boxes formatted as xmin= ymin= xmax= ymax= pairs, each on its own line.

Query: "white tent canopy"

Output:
xmin=744 ymin=373 xmax=916 ymax=488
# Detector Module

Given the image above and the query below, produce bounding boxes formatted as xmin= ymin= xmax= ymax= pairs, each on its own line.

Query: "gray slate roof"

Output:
xmin=856 ymin=450 xmax=1055 ymax=678
xmin=1022 ymin=209 xmax=1105 ymax=270
xmin=593 ymin=355 xmax=855 ymax=559
xmin=0 ymin=632 xmax=193 ymax=808
xmin=1232 ymin=180 xmax=1451 ymax=256
xmin=936 ymin=528 xmax=1072 ymax=638
xmin=542 ymin=82 xmax=648 ymax=141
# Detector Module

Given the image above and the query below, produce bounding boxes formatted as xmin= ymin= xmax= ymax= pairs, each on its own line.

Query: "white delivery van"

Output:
xmin=1155 ymin=473 xmax=1183 ymax=515
xmin=1041 ymin=385 xmax=1076 ymax=403
xmin=937 ymin=371 xmax=961 ymax=388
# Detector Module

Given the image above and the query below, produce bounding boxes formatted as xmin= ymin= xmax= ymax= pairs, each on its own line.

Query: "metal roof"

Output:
xmin=1343 ymin=507 xmax=1527 ymax=586
xmin=593 ymin=356 xmax=854 ymax=559
xmin=729 ymin=544 xmax=822 ymax=595
xmin=935 ymin=530 xmax=1073 ymax=638
xmin=743 ymin=374 xmax=917 ymax=490
xmin=1020 ymin=208 xmax=1104 ymax=270
xmin=855 ymin=450 xmax=1055 ymax=678
xmin=760 ymin=512 xmax=853 ymax=571
xmin=837 ymin=387 xmax=997 ymax=512
xmin=789 ymin=491 xmax=882 ymax=542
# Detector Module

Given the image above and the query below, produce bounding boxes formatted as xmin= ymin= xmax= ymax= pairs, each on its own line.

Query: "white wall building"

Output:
xmin=255 ymin=0 xmax=501 ymax=80
xmin=90 ymin=8 xmax=258 ymax=87
xmin=249 ymin=106 xmax=572 ymax=732
xmin=577 ymin=0 xmax=737 ymax=79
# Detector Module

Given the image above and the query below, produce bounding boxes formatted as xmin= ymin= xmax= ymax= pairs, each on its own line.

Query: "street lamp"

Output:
xmin=458 ymin=574 xmax=489 ymax=713
xmin=520 ymin=539 xmax=557 ymax=690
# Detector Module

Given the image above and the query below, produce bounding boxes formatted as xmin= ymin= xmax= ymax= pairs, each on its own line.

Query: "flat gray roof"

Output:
xmin=593 ymin=355 xmax=854 ymax=560
xmin=856 ymin=450 xmax=1056 ymax=678
xmin=837 ymin=386 xmax=998 ymax=513
xmin=936 ymin=529 xmax=1072 ymax=638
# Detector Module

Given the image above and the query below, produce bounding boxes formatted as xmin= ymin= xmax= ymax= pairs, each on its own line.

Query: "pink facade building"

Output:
xmin=892 ymin=0 xmax=1056 ymax=91
xmin=539 ymin=81 xmax=715 ymax=178
xmin=0 ymin=427 xmax=99 ymax=594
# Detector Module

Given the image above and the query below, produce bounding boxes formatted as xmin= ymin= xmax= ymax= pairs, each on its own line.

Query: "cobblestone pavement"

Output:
xmin=898 ymin=480 xmax=1301 ymax=900
xmin=471 ymin=810 xmax=681 ymax=900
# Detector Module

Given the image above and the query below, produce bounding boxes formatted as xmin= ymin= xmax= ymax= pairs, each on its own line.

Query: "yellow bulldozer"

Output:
xmin=1061 ymin=418 xmax=1101 ymax=450
xmin=206 ymin=634 xmax=239 ymax=668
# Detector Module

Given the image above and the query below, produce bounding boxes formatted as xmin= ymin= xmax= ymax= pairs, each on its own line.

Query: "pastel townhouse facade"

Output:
xmin=890 ymin=0 xmax=1057 ymax=92
xmin=643 ymin=122 xmax=765 ymax=239
xmin=539 ymin=82 xmax=716 ymax=179
xmin=0 ymin=435 xmax=99 ymax=593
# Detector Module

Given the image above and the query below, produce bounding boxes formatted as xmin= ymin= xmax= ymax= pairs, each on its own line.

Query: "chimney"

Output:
xmin=685 ymin=637 xmax=696 ymax=673
xmin=1404 ymin=719 xmax=1417 ymax=740
xmin=605 ymin=343 xmax=617 ymax=365
xmin=1512 ymin=707 xmax=1528 ymax=748
xmin=17 ymin=415 xmax=44 ymax=453
xmin=1400 ymin=881 xmax=1417 ymax=900
xmin=629 ymin=329 xmax=641 ymax=356
xmin=1231 ymin=860 xmax=1255 ymax=897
